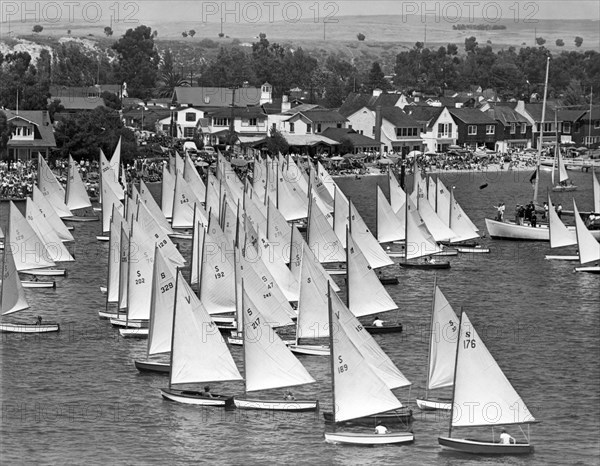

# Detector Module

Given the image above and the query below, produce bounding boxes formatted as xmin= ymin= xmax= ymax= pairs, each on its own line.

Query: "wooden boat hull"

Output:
xmin=22 ymin=280 xmax=56 ymax=288
xmin=288 ymin=344 xmax=330 ymax=356
xmin=63 ymin=216 xmax=98 ymax=222
xmin=386 ymin=251 xmax=406 ymax=258
xmin=119 ymin=328 xmax=148 ymax=338
xmin=325 ymin=431 xmax=414 ymax=445
xmin=20 ymin=269 xmax=66 ymax=276
xmin=378 ymin=277 xmax=399 ymax=285
xmin=438 ymin=436 xmax=534 ymax=455
xmin=323 ymin=268 xmax=346 ymax=276
xmin=364 ymin=324 xmax=403 ymax=334
xmin=399 ymin=262 xmax=450 ymax=269
xmin=109 ymin=317 xmax=148 ymax=328
xmin=134 ymin=359 xmax=170 ymax=373
xmin=233 ymin=398 xmax=318 ymax=411
xmin=551 ymin=185 xmax=577 ymax=192
xmin=160 ymin=388 xmax=234 ymax=407
xmin=574 ymin=265 xmax=600 ymax=274
xmin=323 ymin=408 xmax=413 ymax=425
xmin=0 ymin=322 xmax=60 ymax=333
xmin=545 ymin=255 xmax=579 ymax=261
xmin=98 ymin=310 xmax=125 ymax=319
xmin=433 ymin=249 xmax=458 ymax=256
xmin=228 ymin=336 xmax=295 ymax=346
xmin=168 ymin=232 xmax=192 ymax=240
xmin=415 ymin=397 xmax=451 ymax=411
xmin=96 ymin=235 xmax=109 ymax=242
xmin=457 ymin=247 xmax=490 ymax=254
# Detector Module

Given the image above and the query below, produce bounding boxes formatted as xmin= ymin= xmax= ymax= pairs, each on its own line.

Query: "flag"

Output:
xmin=529 ymin=168 xmax=537 ymax=184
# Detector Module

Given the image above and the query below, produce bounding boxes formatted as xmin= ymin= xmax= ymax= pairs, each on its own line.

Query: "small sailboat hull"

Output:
xmin=325 ymin=431 xmax=414 ymax=445
xmin=0 ymin=322 xmax=60 ymax=333
xmin=288 ymin=344 xmax=330 ymax=356
xmin=98 ymin=310 xmax=125 ymax=319
xmin=119 ymin=328 xmax=148 ymax=338
xmin=233 ymin=398 xmax=318 ymax=411
xmin=168 ymin=232 xmax=193 ymax=240
xmin=433 ymin=249 xmax=458 ymax=257
xmin=457 ymin=247 xmax=490 ymax=254
xmin=21 ymin=280 xmax=56 ymax=289
xmin=438 ymin=437 xmax=534 ymax=455
xmin=109 ymin=317 xmax=148 ymax=328
xmin=20 ymin=269 xmax=66 ymax=276
xmin=378 ymin=276 xmax=399 ymax=285
xmin=63 ymin=216 xmax=98 ymax=222
xmin=323 ymin=408 xmax=413 ymax=425
xmin=134 ymin=360 xmax=170 ymax=373
xmin=574 ymin=265 xmax=600 ymax=274
xmin=323 ymin=268 xmax=346 ymax=276
xmin=399 ymin=262 xmax=450 ymax=270
xmin=544 ymin=255 xmax=579 ymax=261
xmin=551 ymin=185 xmax=577 ymax=192
xmin=160 ymin=388 xmax=234 ymax=407
xmin=485 ymin=218 xmax=550 ymax=241
xmin=364 ymin=324 xmax=403 ymax=334
xmin=415 ymin=397 xmax=451 ymax=411
xmin=96 ymin=235 xmax=109 ymax=242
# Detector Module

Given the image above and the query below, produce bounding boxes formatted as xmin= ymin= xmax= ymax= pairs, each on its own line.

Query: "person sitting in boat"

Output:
xmin=374 ymin=422 xmax=389 ymax=434
xmin=530 ymin=211 xmax=537 ymax=228
xmin=499 ymin=429 xmax=515 ymax=444
xmin=35 ymin=316 xmax=42 ymax=325
xmin=372 ymin=316 xmax=385 ymax=327
xmin=201 ymin=385 xmax=214 ymax=398
xmin=542 ymin=202 xmax=548 ymax=220
xmin=283 ymin=390 xmax=296 ymax=401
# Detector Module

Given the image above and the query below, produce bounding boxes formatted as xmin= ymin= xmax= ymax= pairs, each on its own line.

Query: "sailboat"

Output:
xmin=573 ymin=200 xmax=600 ymax=274
xmin=232 ymin=286 xmax=318 ymax=411
xmin=0 ymin=225 xmax=59 ymax=333
xmin=160 ymin=270 xmax=242 ymax=406
xmin=415 ymin=280 xmax=457 ymax=410
xmin=323 ymin=283 xmax=414 ymax=445
xmin=551 ymin=144 xmax=576 ymax=192
xmin=438 ymin=311 xmax=536 ymax=455
xmin=64 ymin=155 xmax=98 ymax=222
xmin=545 ymin=195 xmax=579 ymax=261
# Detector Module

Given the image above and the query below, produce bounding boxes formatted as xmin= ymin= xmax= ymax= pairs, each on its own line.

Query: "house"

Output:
xmin=49 ymin=84 xmax=124 ymax=100
xmin=278 ymin=109 xmax=347 ymax=135
xmin=485 ymin=104 xmax=532 ymax=152
xmin=267 ymin=103 xmax=321 ymax=133
xmin=172 ymin=82 xmax=272 ymax=109
xmin=575 ymin=106 xmax=600 ymax=147
xmin=156 ymin=107 xmax=206 ymax=139
xmin=262 ymin=95 xmax=304 ymax=115
xmin=320 ymin=127 xmax=380 ymax=153
xmin=448 ymin=107 xmax=499 ymax=150
xmin=557 ymin=109 xmax=588 ymax=146
xmin=48 ymin=96 xmax=106 ymax=113
xmin=338 ymin=89 xmax=403 ymax=118
xmin=408 ymin=106 xmax=456 ymax=153
xmin=515 ymin=101 xmax=561 ymax=148
xmin=1 ymin=109 xmax=56 ymax=161
xmin=202 ymin=106 xmax=269 ymax=147
xmin=345 ymin=106 xmax=423 ymax=154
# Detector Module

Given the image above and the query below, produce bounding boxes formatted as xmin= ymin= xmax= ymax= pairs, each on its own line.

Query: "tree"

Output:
xmin=447 ymin=43 xmax=458 ymax=55
xmin=67 ymin=29 xmax=71 ymax=35
xmin=357 ymin=33 xmax=366 ymax=41
xmin=157 ymin=72 xmax=189 ymax=97
xmin=556 ymin=39 xmax=564 ymax=47
xmin=464 ymin=36 xmax=478 ymax=53
xmin=265 ymin=127 xmax=289 ymax=155
xmin=0 ymin=111 xmax=15 ymax=157
xmin=47 ymin=99 xmax=65 ymax=123
xmin=339 ymin=137 xmax=354 ymax=154
xmin=189 ymin=30 xmax=196 ymax=38
xmin=535 ymin=37 xmax=546 ymax=46
xmin=182 ymin=31 xmax=188 ymax=38
xmin=563 ymin=79 xmax=586 ymax=106
xmin=575 ymin=36 xmax=583 ymax=47
xmin=32 ymin=25 xmax=43 ymax=34
xmin=367 ymin=62 xmax=390 ymax=92
xmin=104 ymin=27 xmax=113 ymax=37
xmin=101 ymin=91 xmax=122 ymax=110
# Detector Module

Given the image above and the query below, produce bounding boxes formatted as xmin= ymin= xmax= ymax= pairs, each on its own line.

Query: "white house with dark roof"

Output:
xmin=156 ymin=106 xmax=206 ymax=139
xmin=1 ymin=109 xmax=56 ymax=161
xmin=172 ymin=83 xmax=272 ymax=109
xmin=416 ymin=107 xmax=458 ymax=153
xmin=278 ymin=109 xmax=347 ymax=135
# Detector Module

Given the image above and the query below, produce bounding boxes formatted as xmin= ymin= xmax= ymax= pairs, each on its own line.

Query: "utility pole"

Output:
xmin=228 ymin=86 xmax=238 ymax=153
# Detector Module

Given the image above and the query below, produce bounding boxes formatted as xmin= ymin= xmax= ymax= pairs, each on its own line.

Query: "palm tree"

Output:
xmin=157 ymin=71 xmax=189 ymax=98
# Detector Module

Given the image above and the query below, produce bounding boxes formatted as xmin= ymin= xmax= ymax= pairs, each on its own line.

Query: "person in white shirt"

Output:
xmin=499 ymin=429 xmax=515 ymax=444
xmin=372 ymin=317 xmax=385 ymax=327
xmin=374 ymin=422 xmax=389 ymax=434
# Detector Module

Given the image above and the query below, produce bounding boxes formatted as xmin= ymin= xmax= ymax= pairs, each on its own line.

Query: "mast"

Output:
xmin=449 ymin=186 xmax=454 ymax=230
xmin=105 ymin=204 xmax=116 ymax=312
xmin=0 ymin=210 xmax=9 ymax=309
xmin=197 ymin=214 xmax=207 ymax=300
xmin=241 ymin=279 xmax=247 ymax=396
xmin=167 ymin=269 xmax=180 ymax=390
xmin=588 ymin=88 xmax=593 ymax=149
xmin=146 ymin=246 xmax=160 ymax=360
xmin=125 ymin=221 xmax=133 ymax=327
xmin=116 ymin=226 xmax=125 ymax=316
xmin=327 ymin=281 xmax=337 ymax=423
xmin=345 ymin=226 xmax=350 ymax=307
xmin=534 ymin=56 xmax=551 ymax=204
xmin=424 ymin=275 xmax=438 ymax=400
xmin=190 ymin=203 xmax=197 ymax=283
xmin=552 ymin=108 xmax=559 ymax=185
xmin=447 ymin=307 xmax=464 ymax=438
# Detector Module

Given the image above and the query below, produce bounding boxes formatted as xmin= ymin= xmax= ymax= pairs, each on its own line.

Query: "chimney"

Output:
xmin=374 ymin=105 xmax=383 ymax=156
xmin=373 ymin=88 xmax=382 ymax=97
xmin=281 ymin=95 xmax=291 ymax=113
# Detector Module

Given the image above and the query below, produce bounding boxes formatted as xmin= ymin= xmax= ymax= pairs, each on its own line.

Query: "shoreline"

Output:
xmin=331 ymin=163 xmax=536 ymax=178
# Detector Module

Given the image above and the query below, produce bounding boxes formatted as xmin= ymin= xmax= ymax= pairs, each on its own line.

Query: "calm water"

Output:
xmin=1 ymin=167 xmax=599 ymax=465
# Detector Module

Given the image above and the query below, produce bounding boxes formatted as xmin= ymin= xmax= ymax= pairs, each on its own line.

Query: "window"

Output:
xmin=272 ymin=123 xmax=276 ymax=131
xmin=183 ymin=127 xmax=195 ymax=138
xmin=185 ymin=112 xmax=196 ymax=122
xmin=595 ymin=120 xmax=600 ymax=129
xmin=486 ymin=125 xmax=495 ymax=135
xmin=162 ymin=124 xmax=171 ymax=132
xmin=543 ymin=122 xmax=552 ymax=132
xmin=510 ymin=123 xmax=516 ymax=134
xmin=468 ymin=125 xmax=477 ymax=135
xmin=306 ymin=123 xmax=312 ymax=133
xmin=563 ymin=122 xmax=571 ymax=134
xmin=397 ymin=127 xmax=419 ymax=137
xmin=317 ymin=123 xmax=322 ymax=132
xmin=372 ymin=126 xmax=376 ymax=136
xmin=213 ymin=117 xmax=230 ymax=126
xmin=289 ymin=122 xmax=295 ymax=133
xmin=437 ymin=123 xmax=452 ymax=138
xmin=521 ymin=123 xmax=527 ymax=134
xmin=242 ymin=118 xmax=258 ymax=127
xmin=336 ymin=123 xmax=342 ymax=128
xmin=573 ymin=122 xmax=580 ymax=133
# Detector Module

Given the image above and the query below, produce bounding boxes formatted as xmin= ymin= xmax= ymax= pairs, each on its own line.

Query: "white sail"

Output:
xmin=388 ymin=170 xmax=406 ymax=215
xmin=548 ymin=195 xmax=576 ymax=248
xmin=25 ymin=198 xmax=74 ymax=262
xmin=309 ymin=162 xmax=334 ymax=216
xmin=9 ymin=201 xmax=56 ymax=271
xmin=66 ymin=155 xmax=92 ymax=210
xmin=308 ymin=195 xmax=345 ymax=263
xmin=106 ymin=206 xmax=124 ymax=303
xmin=448 ymin=186 xmax=480 ymax=242
xmin=427 ymin=286 xmax=459 ymax=391
xmin=174 ymin=151 xmax=184 ymax=176
xmin=242 ymin=289 xmax=315 ymax=392
xmin=139 ymin=179 xmax=172 ymax=234
xmin=452 ymin=311 xmax=536 ymax=427
xmin=377 ymin=186 xmax=405 ymax=243
xmin=347 ymin=231 xmax=397 ymax=317
xmin=161 ymin=164 xmax=175 ymax=219
xmin=31 ymin=185 xmax=74 ymax=242
xmin=317 ymin=161 xmax=341 ymax=202
xmin=101 ymin=172 xmax=123 ymax=234
xmin=411 ymin=188 xmax=456 ymax=242
xmin=253 ymin=156 xmax=268 ymax=202
xmin=296 ymin=243 xmax=330 ymax=340
xmin=118 ymin=225 xmax=130 ymax=310
xmin=335 ymin=283 xmax=410 ymax=390
xmin=574 ymin=200 xmax=600 ymax=265
xmin=329 ymin=289 xmax=403 ymax=423
xmin=266 ymin=198 xmax=292 ymax=263
xmin=171 ymin=172 xmax=205 ymax=229
xmin=349 ymin=201 xmax=394 ymax=269
xmin=557 ymin=146 xmax=569 ymax=184
xmin=126 ymin=221 xmax=156 ymax=320
xmin=593 ymin=170 xmax=600 ymax=213
xmin=1 ymin=234 xmax=29 ymax=315
xmin=190 ymin=214 xmax=205 ymax=286
xmin=184 ymin=153 xmax=207 ymax=202
xmin=256 ymin=225 xmax=299 ymax=302
xmin=170 ymin=271 xmax=242 ymax=385
xmin=100 ymin=148 xmax=124 ymax=200
xmin=405 ymin=196 xmax=442 ymax=259
xmin=110 ymin=136 xmax=122 ymax=175
xmin=276 ymin=162 xmax=308 ymax=221
xmin=38 ymin=155 xmax=72 ymax=218
xmin=333 ymin=188 xmax=349 ymax=248
xmin=147 ymin=248 xmax=176 ymax=356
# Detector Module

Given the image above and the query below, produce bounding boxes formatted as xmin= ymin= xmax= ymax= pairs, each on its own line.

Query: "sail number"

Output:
xmin=214 ymin=266 xmax=225 ymax=279
xmin=160 ymin=282 xmax=173 ymax=293
xmin=463 ymin=331 xmax=476 ymax=349
xmin=337 ymin=355 xmax=348 ymax=373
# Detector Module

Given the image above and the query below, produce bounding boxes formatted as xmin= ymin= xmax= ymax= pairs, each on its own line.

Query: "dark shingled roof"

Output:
xmin=320 ymin=127 xmax=379 ymax=146
xmin=297 ymin=109 xmax=347 ymax=123
xmin=523 ymin=103 xmax=559 ymax=122
xmin=405 ymin=106 xmax=444 ymax=129
xmin=380 ymin=107 xmax=420 ymax=127
xmin=2 ymin=109 xmax=56 ymax=148
xmin=207 ymin=106 xmax=267 ymax=119
xmin=173 ymin=86 xmax=261 ymax=107
xmin=449 ymin=107 xmax=497 ymax=125
xmin=486 ymin=106 xmax=529 ymax=125
xmin=338 ymin=92 xmax=401 ymax=117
